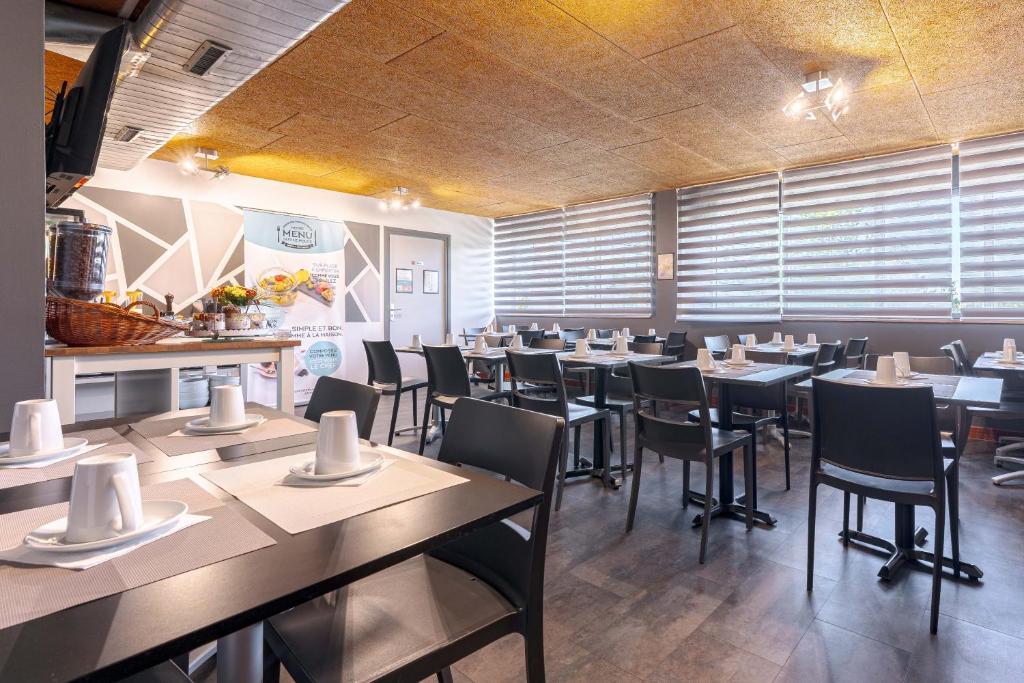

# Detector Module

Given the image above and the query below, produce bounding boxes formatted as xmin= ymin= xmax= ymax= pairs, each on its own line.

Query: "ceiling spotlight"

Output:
xmin=179 ymin=158 xmax=199 ymax=175
xmin=179 ymin=150 xmax=230 ymax=180
xmin=380 ymin=186 xmax=421 ymax=212
xmin=783 ymin=70 xmax=851 ymax=122
xmin=212 ymin=165 xmax=231 ymax=180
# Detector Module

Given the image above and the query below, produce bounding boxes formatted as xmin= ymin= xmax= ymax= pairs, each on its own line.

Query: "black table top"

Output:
xmin=795 ymin=369 xmax=1005 ymax=407
xmin=0 ymin=411 xmax=541 ymax=682
xmin=666 ymin=361 xmax=812 ymax=387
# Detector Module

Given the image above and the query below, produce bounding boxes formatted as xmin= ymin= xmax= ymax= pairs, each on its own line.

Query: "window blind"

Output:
xmin=958 ymin=132 xmax=1024 ymax=318
xmin=493 ymin=194 xmax=654 ymax=317
xmin=676 ymin=174 xmax=781 ymax=322
xmin=562 ymin=195 xmax=653 ymax=316
xmin=781 ymin=146 xmax=953 ymax=319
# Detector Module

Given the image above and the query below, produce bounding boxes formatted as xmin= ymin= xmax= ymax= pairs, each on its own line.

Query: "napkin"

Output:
xmin=0 ymin=442 xmax=107 ymax=470
xmin=277 ymin=458 xmax=396 ymax=488
xmin=0 ymin=514 xmax=210 ymax=570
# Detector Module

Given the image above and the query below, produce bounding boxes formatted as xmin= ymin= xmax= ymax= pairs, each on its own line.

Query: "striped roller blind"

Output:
xmin=781 ymin=146 xmax=953 ymax=319
xmin=493 ymin=195 xmax=654 ymax=317
xmin=493 ymin=208 xmax=565 ymax=316
xmin=958 ymin=132 xmax=1024 ymax=318
xmin=676 ymin=174 xmax=782 ymax=322
xmin=562 ymin=195 xmax=654 ymax=316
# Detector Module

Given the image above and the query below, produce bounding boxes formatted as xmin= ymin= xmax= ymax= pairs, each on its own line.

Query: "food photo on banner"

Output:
xmin=243 ymin=209 xmax=346 ymax=405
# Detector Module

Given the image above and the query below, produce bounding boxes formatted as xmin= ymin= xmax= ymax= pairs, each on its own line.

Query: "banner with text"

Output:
xmin=243 ymin=209 xmax=346 ymax=404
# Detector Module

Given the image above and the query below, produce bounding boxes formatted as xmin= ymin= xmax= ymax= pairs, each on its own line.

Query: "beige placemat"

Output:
xmin=130 ymin=406 xmax=316 ymax=457
xmin=201 ymin=448 xmax=469 ymax=534
xmin=976 ymin=352 xmax=1024 ymax=371
xmin=843 ymin=371 xmax=961 ymax=399
xmin=677 ymin=361 xmax=780 ymax=379
xmin=0 ymin=428 xmax=153 ymax=491
xmin=0 ymin=477 xmax=276 ymax=630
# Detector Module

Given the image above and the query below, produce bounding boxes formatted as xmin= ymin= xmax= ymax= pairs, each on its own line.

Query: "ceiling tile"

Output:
xmin=775 ymin=135 xmax=859 ymax=165
xmin=833 ymin=79 xmax=938 ymax=154
xmin=611 ymin=138 xmax=725 ymax=181
xmin=315 ymin=0 xmax=444 ymax=63
xmin=923 ymin=78 xmax=1024 ymax=142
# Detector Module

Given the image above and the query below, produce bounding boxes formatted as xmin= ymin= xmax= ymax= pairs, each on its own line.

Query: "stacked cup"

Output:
xmin=875 ymin=356 xmax=898 ymax=384
xmin=893 ymin=351 xmax=912 ymax=379
xmin=730 ymin=344 xmax=746 ymax=364
xmin=697 ymin=348 xmax=716 ymax=371
xmin=314 ymin=411 xmax=362 ymax=475
xmin=1004 ymin=338 xmax=1018 ymax=363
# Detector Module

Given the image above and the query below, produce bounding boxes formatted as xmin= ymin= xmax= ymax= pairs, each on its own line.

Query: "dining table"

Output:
xmin=748 ymin=342 xmax=819 ymax=364
xmin=0 ymin=408 xmax=542 ymax=682
xmin=669 ymin=360 xmax=813 ymax=527
xmin=795 ymin=369 xmax=1000 ymax=583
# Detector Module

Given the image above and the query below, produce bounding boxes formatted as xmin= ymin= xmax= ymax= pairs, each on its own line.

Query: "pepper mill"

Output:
xmin=164 ymin=293 xmax=175 ymax=316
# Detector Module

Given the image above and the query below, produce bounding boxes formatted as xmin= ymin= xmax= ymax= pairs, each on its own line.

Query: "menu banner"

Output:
xmin=243 ymin=209 xmax=346 ymax=404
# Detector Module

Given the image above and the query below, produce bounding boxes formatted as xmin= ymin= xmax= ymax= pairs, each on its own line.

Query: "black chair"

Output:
xmin=595 ymin=328 xmax=614 ymax=339
xmin=842 ymin=337 xmax=869 ymax=368
xmin=812 ymin=341 xmax=842 ymax=375
xmin=737 ymin=333 xmax=757 ymax=346
xmin=419 ymin=345 xmax=506 ymax=454
xmin=664 ymin=330 xmax=687 ymax=360
xmin=560 ymin=328 xmax=585 ymax=342
xmin=304 ymin=376 xmax=382 ymax=440
xmin=941 ymin=344 xmax=963 ymax=374
xmin=265 ymin=398 xmax=566 ymax=683
xmin=506 ymin=350 xmax=613 ymax=510
xmin=807 ymin=377 xmax=958 ymax=634
xmin=703 ymin=335 xmax=731 ymax=359
xmin=362 ymin=340 xmax=426 ymax=446
xmin=632 ymin=334 xmax=657 ymax=344
xmin=530 ymin=337 xmax=566 ymax=350
xmin=461 ymin=326 xmax=486 ymax=345
xmin=627 ymin=363 xmax=753 ymax=563
xmin=516 ymin=329 xmax=545 ymax=346
xmin=949 ymin=339 xmax=974 ymax=376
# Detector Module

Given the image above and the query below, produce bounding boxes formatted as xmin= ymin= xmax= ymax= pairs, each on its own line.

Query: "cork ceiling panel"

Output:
xmin=134 ymin=0 xmax=1024 ymax=216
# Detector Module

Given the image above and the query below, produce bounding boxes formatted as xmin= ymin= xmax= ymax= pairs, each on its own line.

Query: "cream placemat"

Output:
xmin=0 ymin=477 xmax=276 ymax=630
xmin=130 ymin=406 xmax=316 ymax=457
xmin=844 ymin=371 xmax=960 ymax=399
xmin=0 ymin=428 xmax=154 ymax=491
xmin=202 ymin=448 xmax=469 ymax=534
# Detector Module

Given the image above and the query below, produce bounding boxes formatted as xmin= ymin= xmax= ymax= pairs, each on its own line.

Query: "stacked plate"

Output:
xmin=179 ymin=376 xmax=210 ymax=409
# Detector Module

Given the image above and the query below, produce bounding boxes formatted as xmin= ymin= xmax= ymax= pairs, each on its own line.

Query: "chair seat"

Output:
xmin=567 ymin=402 xmax=606 ymax=426
xmin=687 ymin=407 xmax=776 ymax=430
xmin=575 ymin=394 xmax=632 ymax=413
xmin=821 ymin=459 xmax=953 ymax=497
xmin=266 ymin=555 xmax=517 ymax=683
xmin=120 ymin=661 xmax=191 ymax=683
xmin=373 ymin=377 xmax=427 ymax=394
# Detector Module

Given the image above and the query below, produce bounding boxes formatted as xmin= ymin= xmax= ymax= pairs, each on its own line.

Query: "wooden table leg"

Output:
xmin=277 ymin=346 xmax=295 ymax=414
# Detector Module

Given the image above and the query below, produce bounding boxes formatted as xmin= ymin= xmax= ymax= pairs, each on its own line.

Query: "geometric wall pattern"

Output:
xmin=343 ymin=221 xmax=382 ymax=323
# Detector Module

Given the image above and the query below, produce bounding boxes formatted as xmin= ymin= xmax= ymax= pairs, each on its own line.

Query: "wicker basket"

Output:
xmin=46 ymin=296 xmax=188 ymax=347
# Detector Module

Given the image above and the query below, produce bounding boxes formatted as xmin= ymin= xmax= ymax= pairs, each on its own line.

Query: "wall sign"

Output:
xmin=423 ymin=269 xmax=439 ymax=294
xmin=657 ymin=253 xmax=675 ymax=280
xmin=395 ymin=268 xmax=414 ymax=293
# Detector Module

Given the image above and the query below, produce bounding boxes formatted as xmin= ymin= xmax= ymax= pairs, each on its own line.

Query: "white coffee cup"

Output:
xmin=511 ymin=334 xmax=524 ymax=350
xmin=731 ymin=344 xmax=746 ymax=363
xmin=876 ymin=356 xmax=898 ymax=384
xmin=411 ymin=333 xmax=422 ymax=349
xmin=1004 ymin=338 xmax=1016 ymax=353
xmin=445 ymin=333 xmax=454 ymax=345
xmin=530 ymin=322 xmax=539 ymax=331
xmin=66 ymin=452 xmax=143 ymax=543
xmin=622 ymin=327 xmax=631 ymax=338
xmin=8 ymin=399 xmax=64 ymax=456
xmin=893 ymin=351 xmax=912 ymax=378
xmin=315 ymin=410 xmax=361 ymax=475
xmin=574 ymin=339 xmax=590 ymax=357
xmin=772 ymin=332 xmax=783 ymax=344
xmin=783 ymin=334 xmax=795 ymax=351
xmin=613 ymin=336 xmax=629 ymax=354
xmin=745 ymin=334 xmax=757 ymax=348
xmin=209 ymin=384 xmax=246 ymax=428
xmin=587 ymin=329 xmax=597 ymax=340
xmin=552 ymin=323 xmax=560 ymax=333
xmin=648 ymin=328 xmax=656 ymax=336
xmin=508 ymin=324 xmax=517 ymax=334
xmin=474 ymin=336 xmax=487 ymax=352
xmin=697 ymin=348 xmax=715 ymax=370
xmin=807 ymin=333 xmax=818 ymax=345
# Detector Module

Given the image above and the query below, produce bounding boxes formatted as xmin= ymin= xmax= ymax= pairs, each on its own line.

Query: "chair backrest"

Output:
xmin=666 ymin=330 xmax=687 ymax=347
xmin=303 ymin=376 xmax=381 ymax=438
xmin=703 ymin=335 xmax=731 ymax=353
xmin=463 ymin=326 xmax=485 ymax=336
xmin=629 ymin=363 xmax=714 ymax=457
xmin=530 ymin=337 xmax=566 ymax=350
xmin=629 ymin=341 xmax=664 ymax=354
xmin=811 ymin=377 xmax=943 ymax=482
xmin=725 ymin=349 xmax=788 ymax=411
xmin=910 ymin=355 xmax=955 ymax=375
xmin=737 ymin=333 xmax=756 ymax=346
xmin=423 ymin=344 xmax=472 ymax=398
xmin=812 ymin=342 xmax=843 ymax=375
xmin=484 ymin=334 xmax=509 ymax=348
xmin=596 ymin=328 xmax=614 ymax=339
xmin=431 ymin=398 xmax=564 ymax=611
xmin=560 ymin=328 xmax=584 ymax=342
xmin=362 ymin=340 xmax=403 ymax=386
xmin=865 ymin=354 xmax=879 ymax=371
xmin=844 ymin=338 xmax=869 ymax=368
xmin=505 ymin=351 xmax=569 ymax=419
xmin=632 ymin=334 xmax=657 ymax=343
xmin=949 ymin=340 xmax=974 ymax=376
xmin=941 ymin=344 xmax=964 ymax=374
xmin=516 ymin=329 xmax=545 ymax=346
xmin=744 ymin=349 xmax=788 ymax=364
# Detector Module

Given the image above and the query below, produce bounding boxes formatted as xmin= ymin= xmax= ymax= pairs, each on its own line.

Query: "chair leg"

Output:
xmin=439 ymin=408 xmax=446 ymax=434
xmin=930 ymin=499 xmax=946 ymax=634
xmin=619 ymin=412 xmax=627 ymax=476
xmin=698 ymin=460 xmax=714 ymax=564
xmin=523 ymin=608 xmax=545 ymax=683
xmin=807 ymin=481 xmax=818 ymax=592
xmin=387 ymin=392 xmax=400 ymax=447
xmin=947 ymin=465 xmax=961 ymax=577
xmin=743 ymin=445 xmax=754 ymax=531
xmin=856 ymin=494 xmax=865 ymax=531
xmin=611 ymin=418 xmax=624 ymax=483
xmin=842 ymin=491 xmax=851 ymax=546
xmin=411 ymin=389 xmax=418 ymax=427
xmin=782 ymin=414 xmax=791 ymax=491
xmin=682 ymin=461 xmax=690 ymax=509
xmin=418 ymin=397 xmax=433 ymax=455
xmin=573 ymin=426 xmax=581 ymax=468
xmin=437 ymin=668 xmax=454 ymax=683
xmin=626 ymin=443 xmax=643 ymax=531
xmin=555 ymin=429 xmax=570 ymax=511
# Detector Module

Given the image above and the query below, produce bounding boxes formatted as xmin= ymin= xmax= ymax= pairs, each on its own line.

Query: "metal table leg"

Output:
xmin=217 ymin=622 xmax=264 ymax=683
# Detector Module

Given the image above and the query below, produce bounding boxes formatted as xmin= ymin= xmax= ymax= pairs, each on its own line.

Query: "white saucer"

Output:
xmin=867 ymin=379 xmax=908 ymax=386
xmin=570 ymin=353 xmax=592 ymax=359
xmin=995 ymin=359 xmax=1023 ymax=366
xmin=0 ymin=437 xmax=89 ymax=466
xmin=184 ymin=414 xmax=266 ymax=434
xmin=725 ymin=360 xmax=753 ymax=367
xmin=23 ymin=500 xmax=188 ymax=553
xmin=699 ymin=366 xmax=724 ymax=373
xmin=288 ymin=453 xmax=385 ymax=481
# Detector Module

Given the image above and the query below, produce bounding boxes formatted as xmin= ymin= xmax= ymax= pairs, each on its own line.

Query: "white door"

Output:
xmin=389 ymin=232 xmax=447 ymax=378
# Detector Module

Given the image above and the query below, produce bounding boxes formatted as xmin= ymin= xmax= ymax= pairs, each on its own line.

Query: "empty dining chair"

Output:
xmin=362 ymin=340 xmax=426 ymax=446
xmin=703 ymin=334 xmax=731 ymax=359
xmin=264 ymin=398 xmax=566 ymax=683
xmin=558 ymin=328 xmax=591 ymax=392
xmin=842 ymin=337 xmax=869 ymax=368
xmin=632 ymin=334 xmax=657 ymax=344
xmin=560 ymin=328 xmax=585 ymax=342
xmin=811 ymin=342 xmax=843 ymax=375
xmin=663 ymin=330 xmax=688 ymax=360
xmin=304 ymin=376 xmax=382 ymax=440
xmin=506 ymin=350 xmax=614 ymax=510
xmin=122 ymin=661 xmax=192 ymax=682
xmin=419 ymin=345 xmax=507 ymax=454
xmin=807 ymin=377 xmax=958 ymax=634
xmin=737 ymin=333 xmax=757 ymax=346
xmin=627 ymin=363 xmax=753 ymax=563
xmin=941 ymin=344 xmax=963 ymax=374
xmin=461 ymin=326 xmax=486 ymax=345
xmin=530 ymin=337 xmax=566 ymax=350
xmin=949 ymin=339 xmax=975 ymax=376
xmin=516 ymin=329 xmax=545 ymax=346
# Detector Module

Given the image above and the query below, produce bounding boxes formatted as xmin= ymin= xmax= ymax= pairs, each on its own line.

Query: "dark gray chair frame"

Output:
xmin=663 ymin=330 xmax=687 ymax=360
xmin=703 ymin=335 xmax=731 ymax=359
xmin=420 ymin=345 xmax=506 ymax=454
xmin=304 ymin=375 xmax=382 ymax=440
xmin=363 ymin=340 xmax=426 ymax=446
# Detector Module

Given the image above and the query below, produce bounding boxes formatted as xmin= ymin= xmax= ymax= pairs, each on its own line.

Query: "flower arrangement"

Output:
xmin=210 ymin=284 xmax=262 ymax=309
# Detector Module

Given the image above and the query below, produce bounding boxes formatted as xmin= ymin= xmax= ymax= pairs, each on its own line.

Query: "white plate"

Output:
xmin=725 ymin=360 xmax=753 ymax=367
xmin=184 ymin=414 xmax=266 ymax=434
xmin=995 ymin=359 xmax=1024 ymax=366
xmin=867 ymin=379 xmax=909 ymax=386
xmin=699 ymin=367 xmax=724 ymax=374
xmin=0 ymin=437 xmax=89 ymax=466
xmin=288 ymin=454 xmax=385 ymax=481
xmin=23 ymin=500 xmax=188 ymax=553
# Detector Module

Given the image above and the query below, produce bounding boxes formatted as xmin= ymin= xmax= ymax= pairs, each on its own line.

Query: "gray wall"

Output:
xmin=0 ymin=4 xmax=45 ymax=425
xmin=499 ymin=189 xmax=1022 ymax=361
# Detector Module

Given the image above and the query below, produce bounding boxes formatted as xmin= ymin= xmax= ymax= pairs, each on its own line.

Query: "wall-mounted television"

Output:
xmin=45 ymin=23 xmax=130 ymax=208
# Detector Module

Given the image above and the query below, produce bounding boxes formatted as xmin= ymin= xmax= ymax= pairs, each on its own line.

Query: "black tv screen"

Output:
xmin=46 ymin=23 xmax=130 ymax=208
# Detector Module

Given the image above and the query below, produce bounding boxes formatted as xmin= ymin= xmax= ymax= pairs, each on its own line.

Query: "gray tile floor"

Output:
xmin=262 ymin=391 xmax=1024 ymax=683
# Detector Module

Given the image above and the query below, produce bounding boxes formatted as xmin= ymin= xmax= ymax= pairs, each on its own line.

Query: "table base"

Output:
xmin=687 ymin=492 xmax=777 ymax=527
xmin=564 ymin=458 xmax=627 ymax=489
xmin=217 ymin=622 xmax=264 ymax=683
xmin=838 ymin=528 xmax=983 ymax=582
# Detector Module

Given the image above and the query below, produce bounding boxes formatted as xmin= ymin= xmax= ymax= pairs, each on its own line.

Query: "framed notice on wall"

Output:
xmin=423 ymin=269 xmax=439 ymax=294
xmin=657 ymin=253 xmax=674 ymax=280
xmin=395 ymin=268 xmax=414 ymax=293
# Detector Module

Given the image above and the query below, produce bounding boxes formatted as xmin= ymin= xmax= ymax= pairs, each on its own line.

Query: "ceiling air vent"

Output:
xmin=184 ymin=40 xmax=232 ymax=77
xmin=113 ymin=125 xmax=143 ymax=142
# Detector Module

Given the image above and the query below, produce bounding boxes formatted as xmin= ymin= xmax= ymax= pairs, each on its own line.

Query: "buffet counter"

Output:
xmin=45 ymin=338 xmax=299 ymax=424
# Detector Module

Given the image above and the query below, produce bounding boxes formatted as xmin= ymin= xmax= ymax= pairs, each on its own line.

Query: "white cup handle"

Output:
xmin=111 ymin=472 xmax=140 ymax=533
